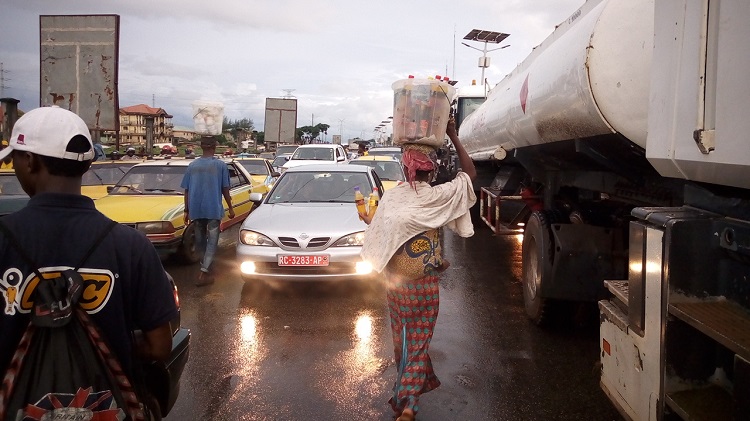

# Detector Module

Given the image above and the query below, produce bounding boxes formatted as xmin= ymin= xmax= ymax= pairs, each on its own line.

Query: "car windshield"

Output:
xmin=276 ymin=145 xmax=298 ymax=155
xmin=350 ymin=160 xmax=405 ymax=181
xmin=82 ymin=164 xmax=132 ymax=186
xmin=267 ymin=171 xmax=372 ymax=204
xmin=292 ymin=147 xmax=334 ymax=161
xmin=110 ymin=165 xmax=187 ymax=195
xmin=272 ymin=155 xmax=290 ymax=167
xmin=0 ymin=175 xmax=25 ymax=195
xmin=238 ymin=160 xmax=269 ymax=175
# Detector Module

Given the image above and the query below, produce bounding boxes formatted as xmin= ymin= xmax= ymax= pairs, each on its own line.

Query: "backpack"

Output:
xmin=0 ymin=220 xmax=147 ymax=421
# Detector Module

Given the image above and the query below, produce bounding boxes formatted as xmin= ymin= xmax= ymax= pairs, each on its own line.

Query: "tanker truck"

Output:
xmin=457 ymin=0 xmax=750 ymax=419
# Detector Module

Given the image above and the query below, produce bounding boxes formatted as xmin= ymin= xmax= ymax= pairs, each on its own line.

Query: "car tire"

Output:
xmin=143 ymin=393 xmax=162 ymax=421
xmin=178 ymin=222 xmax=201 ymax=264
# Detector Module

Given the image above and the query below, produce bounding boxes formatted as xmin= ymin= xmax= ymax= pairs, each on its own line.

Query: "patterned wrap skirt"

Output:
xmin=385 ymin=229 xmax=442 ymax=415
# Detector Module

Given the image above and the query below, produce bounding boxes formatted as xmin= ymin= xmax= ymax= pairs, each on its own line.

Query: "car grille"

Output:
xmin=254 ymin=262 xmax=356 ymax=276
xmin=278 ymin=237 xmax=299 ymax=247
xmin=277 ymin=237 xmax=331 ymax=249
xmin=307 ymin=237 xmax=330 ymax=247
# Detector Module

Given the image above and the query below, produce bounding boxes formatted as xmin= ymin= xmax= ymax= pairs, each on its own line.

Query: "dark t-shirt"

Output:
xmin=0 ymin=193 xmax=178 ymax=376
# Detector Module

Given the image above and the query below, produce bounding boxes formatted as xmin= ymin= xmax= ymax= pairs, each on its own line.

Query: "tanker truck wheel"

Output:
xmin=521 ymin=210 xmax=557 ymax=326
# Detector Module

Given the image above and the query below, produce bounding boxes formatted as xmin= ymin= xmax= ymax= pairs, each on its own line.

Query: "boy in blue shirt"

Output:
xmin=181 ymin=136 xmax=235 ymax=286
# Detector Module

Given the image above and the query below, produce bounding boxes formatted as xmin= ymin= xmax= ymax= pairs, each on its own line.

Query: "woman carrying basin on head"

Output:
xmin=359 ymin=117 xmax=476 ymax=421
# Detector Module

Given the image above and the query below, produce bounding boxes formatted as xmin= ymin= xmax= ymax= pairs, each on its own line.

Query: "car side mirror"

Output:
xmin=249 ymin=192 xmax=263 ymax=204
xmin=272 ymin=172 xmax=280 ymax=177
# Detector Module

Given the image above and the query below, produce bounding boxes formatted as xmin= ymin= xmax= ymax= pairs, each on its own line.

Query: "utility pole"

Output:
xmin=452 ymin=25 xmax=456 ymax=80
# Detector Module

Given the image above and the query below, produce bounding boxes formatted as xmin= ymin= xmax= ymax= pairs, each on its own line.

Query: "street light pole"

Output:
xmin=462 ymin=29 xmax=510 ymax=86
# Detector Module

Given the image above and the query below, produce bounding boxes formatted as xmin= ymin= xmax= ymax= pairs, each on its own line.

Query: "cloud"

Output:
xmin=1 ymin=0 xmax=586 ymax=140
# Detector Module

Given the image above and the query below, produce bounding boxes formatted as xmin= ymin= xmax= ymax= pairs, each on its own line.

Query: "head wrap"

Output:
xmin=401 ymin=144 xmax=439 ymax=189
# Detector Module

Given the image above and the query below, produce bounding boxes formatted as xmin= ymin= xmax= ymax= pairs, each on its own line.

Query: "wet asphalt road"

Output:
xmin=162 ymin=224 xmax=623 ymax=421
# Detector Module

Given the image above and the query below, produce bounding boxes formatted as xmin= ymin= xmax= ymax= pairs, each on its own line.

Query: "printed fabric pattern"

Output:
xmin=385 ymin=230 xmax=443 ymax=416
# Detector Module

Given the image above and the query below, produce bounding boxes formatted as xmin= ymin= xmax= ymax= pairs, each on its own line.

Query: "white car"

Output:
xmin=367 ymin=146 xmax=403 ymax=162
xmin=281 ymin=144 xmax=349 ymax=172
xmin=236 ymin=164 xmax=385 ymax=283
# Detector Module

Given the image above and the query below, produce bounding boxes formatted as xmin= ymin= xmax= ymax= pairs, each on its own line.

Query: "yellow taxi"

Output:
xmin=230 ymin=157 xmax=279 ymax=198
xmin=94 ymin=159 xmax=262 ymax=262
xmin=347 ymin=155 xmax=405 ymax=191
xmin=81 ymin=160 xmax=140 ymax=200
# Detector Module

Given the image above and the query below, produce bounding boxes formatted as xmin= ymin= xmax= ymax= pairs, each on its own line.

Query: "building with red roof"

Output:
xmin=118 ymin=104 xmax=173 ymax=147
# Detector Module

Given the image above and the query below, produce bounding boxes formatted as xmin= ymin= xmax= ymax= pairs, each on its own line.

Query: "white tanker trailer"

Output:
xmin=456 ymin=0 xmax=750 ymax=419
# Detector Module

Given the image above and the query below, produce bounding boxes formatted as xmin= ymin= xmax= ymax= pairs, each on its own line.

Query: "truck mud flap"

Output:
xmin=542 ymin=223 xmax=623 ymax=301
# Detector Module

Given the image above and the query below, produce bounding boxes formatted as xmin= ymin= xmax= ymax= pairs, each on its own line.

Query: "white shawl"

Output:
xmin=360 ymin=171 xmax=477 ymax=273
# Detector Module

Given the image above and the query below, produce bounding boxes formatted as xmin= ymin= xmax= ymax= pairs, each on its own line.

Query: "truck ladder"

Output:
xmin=479 ymin=187 xmax=528 ymax=235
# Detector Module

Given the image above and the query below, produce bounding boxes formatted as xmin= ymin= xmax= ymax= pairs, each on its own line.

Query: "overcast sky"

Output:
xmin=1 ymin=0 xmax=584 ymax=142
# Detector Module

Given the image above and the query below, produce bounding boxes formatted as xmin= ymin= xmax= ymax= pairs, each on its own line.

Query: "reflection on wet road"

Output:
xmin=164 ymin=226 xmax=622 ymax=421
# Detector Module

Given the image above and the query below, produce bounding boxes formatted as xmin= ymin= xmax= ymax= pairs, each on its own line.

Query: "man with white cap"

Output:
xmin=0 ymin=106 xmax=177 ymax=419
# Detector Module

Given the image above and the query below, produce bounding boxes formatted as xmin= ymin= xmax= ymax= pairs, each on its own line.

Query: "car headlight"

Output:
xmin=136 ymin=221 xmax=176 ymax=234
xmin=240 ymin=230 xmax=277 ymax=246
xmin=240 ymin=261 xmax=257 ymax=274
xmin=355 ymin=261 xmax=373 ymax=274
xmin=333 ymin=231 xmax=365 ymax=247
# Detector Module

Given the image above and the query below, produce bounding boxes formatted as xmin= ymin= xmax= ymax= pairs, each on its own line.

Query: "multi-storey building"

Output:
xmin=172 ymin=126 xmax=197 ymax=145
xmin=118 ymin=104 xmax=173 ymax=146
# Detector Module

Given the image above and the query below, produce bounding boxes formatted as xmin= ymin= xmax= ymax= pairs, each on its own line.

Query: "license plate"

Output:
xmin=277 ymin=255 xmax=330 ymax=266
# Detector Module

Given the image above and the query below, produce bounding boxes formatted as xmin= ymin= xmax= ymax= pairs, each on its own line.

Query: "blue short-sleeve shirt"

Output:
xmin=180 ymin=157 xmax=230 ymax=220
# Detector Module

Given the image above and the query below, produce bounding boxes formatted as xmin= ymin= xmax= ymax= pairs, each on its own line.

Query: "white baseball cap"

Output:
xmin=0 ymin=106 xmax=94 ymax=162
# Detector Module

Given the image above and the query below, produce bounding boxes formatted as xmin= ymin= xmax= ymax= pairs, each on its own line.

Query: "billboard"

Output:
xmin=40 ymin=15 xmax=120 ymax=131
xmin=264 ymin=98 xmax=297 ymax=144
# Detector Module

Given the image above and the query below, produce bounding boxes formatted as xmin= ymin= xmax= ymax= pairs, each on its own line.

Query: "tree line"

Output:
xmin=205 ymin=117 xmax=332 ymax=147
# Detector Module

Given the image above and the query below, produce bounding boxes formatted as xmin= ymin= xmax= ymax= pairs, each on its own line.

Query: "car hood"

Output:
xmin=241 ymin=202 xmax=367 ymax=237
xmin=81 ymin=185 xmax=111 ymax=200
xmin=95 ymin=195 xmax=183 ymax=222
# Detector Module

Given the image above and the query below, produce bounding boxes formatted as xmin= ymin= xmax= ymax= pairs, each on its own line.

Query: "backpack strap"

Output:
xmin=0 ymin=221 xmax=48 ymax=283
xmin=0 ymin=219 xmax=118 ymax=273
xmin=73 ymin=220 xmax=118 ymax=270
